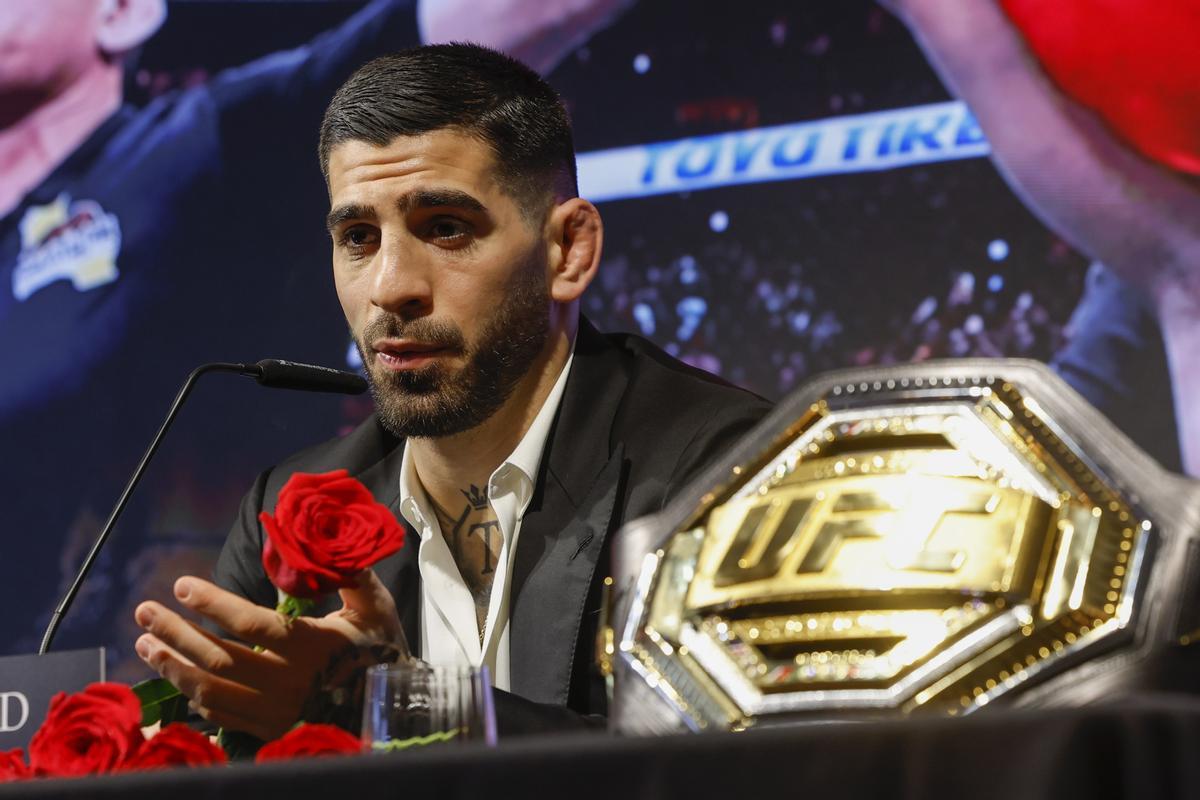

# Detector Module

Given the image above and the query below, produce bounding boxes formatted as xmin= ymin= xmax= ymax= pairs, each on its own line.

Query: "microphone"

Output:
xmin=38 ymin=359 xmax=367 ymax=655
xmin=245 ymin=358 xmax=368 ymax=394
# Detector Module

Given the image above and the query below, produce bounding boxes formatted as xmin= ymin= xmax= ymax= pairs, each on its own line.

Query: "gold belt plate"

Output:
xmin=618 ymin=378 xmax=1148 ymax=727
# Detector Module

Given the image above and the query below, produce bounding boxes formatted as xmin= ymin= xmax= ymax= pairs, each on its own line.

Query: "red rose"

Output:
xmin=259 ymin=470 xmax=405 ymax=598
xmin=255 ymin=723 xmax=362 ymax=762
xmin=125 ymin=724 xmax=227 ymax=771
xmin=0 ymin=749 xmax=32 ymax=783
xmin=28 ymin=683 xmax=143 ymax=777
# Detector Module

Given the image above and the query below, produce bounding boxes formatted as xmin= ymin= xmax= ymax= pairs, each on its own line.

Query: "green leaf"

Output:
xmin=132 ymin=677 xmax=189 ymax=727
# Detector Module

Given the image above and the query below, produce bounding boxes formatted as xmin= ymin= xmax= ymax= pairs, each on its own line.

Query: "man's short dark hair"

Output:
xmin=319 ymin=43 xmax=578 ymax=216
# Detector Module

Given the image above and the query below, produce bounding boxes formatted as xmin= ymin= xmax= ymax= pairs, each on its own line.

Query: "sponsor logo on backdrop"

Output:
xmin=13 ymin=193 xmax=122 ymax=301
xmin=577 ymin=100 xmax=990 ymax=202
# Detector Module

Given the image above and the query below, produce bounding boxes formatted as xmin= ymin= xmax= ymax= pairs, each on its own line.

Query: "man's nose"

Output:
xmin=369 ymin=235 xmax=433 ymax=316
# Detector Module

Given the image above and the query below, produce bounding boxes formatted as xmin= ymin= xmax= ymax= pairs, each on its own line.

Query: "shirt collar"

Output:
xmin=503 ymin=342 xmax=574 ymax=501
xmin=397 ymin=338 xmax=576 ymax=536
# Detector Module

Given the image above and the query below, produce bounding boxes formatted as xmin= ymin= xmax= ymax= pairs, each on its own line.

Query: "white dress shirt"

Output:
xmin=397 ymin=348 xmax=575 ymax=692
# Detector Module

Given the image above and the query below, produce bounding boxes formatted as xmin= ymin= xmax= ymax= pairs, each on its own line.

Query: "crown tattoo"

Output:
xmin=462 ymin=484 xmax=489 ymax=510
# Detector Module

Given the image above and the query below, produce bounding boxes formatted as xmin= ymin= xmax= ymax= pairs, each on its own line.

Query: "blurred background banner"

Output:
xmin=1 ymin=0 xmax=1188 ymax=681
xmin=577 ymin=100 xmax=989 ymax=201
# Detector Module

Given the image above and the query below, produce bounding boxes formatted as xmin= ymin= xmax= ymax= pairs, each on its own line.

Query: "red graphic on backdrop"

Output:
xmin=1001 ymin=0 xmax=1200 ymax=176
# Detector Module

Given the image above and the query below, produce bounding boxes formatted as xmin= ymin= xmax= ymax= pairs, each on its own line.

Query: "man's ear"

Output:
xmin=546 ymin=197 xmax=603 ymax=304
xmin=95 ymin=0 xmax=166 ymax=56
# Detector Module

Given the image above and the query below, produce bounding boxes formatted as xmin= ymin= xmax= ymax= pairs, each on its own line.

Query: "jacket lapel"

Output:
xmin=509 ymin=320 xmax=630 ymax=704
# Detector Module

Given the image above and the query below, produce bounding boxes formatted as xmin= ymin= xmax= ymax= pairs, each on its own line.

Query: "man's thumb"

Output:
xmin=336 ymin=569 xmax=406 ymax=646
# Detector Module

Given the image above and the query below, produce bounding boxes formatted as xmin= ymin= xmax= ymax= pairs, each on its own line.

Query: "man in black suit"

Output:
xmin=132 ymin=44 xmax=769 ymax=740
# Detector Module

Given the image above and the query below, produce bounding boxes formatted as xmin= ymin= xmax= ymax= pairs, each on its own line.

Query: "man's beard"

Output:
xmin=357 ymin=266 xmax=551 ymax=439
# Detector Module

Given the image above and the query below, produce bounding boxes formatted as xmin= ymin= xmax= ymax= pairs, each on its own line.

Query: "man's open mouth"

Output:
xmin=371 ymin=339 xmax=453 ymax=371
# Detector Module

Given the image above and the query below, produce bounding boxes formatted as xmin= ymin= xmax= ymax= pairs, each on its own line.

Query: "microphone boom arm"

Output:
xmin=38 ymin=358 xmax=366 ymax=655
xmin=39 ymin=363 xmax=248 ymax=655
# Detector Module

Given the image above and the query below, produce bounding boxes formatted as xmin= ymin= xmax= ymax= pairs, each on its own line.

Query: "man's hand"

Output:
xmin=134 ymin=571 xmax=407 ymax=742
xmin=418 ymin=0 xmax=637 ymax=74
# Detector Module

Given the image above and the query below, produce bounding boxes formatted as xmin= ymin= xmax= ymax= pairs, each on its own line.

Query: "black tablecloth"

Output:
xmin=6 ymin=697 xmax=1200 ymax=799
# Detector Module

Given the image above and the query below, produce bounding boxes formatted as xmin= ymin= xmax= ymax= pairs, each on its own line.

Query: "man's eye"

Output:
xmin=427 ymin=218 xmax=470 ymax=242
xmin=338 ymin=226 xmax=378 ymax=250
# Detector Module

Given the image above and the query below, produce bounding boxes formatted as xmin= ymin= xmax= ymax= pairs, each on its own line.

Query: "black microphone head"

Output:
xmin=253 ymin=359 xmax=368 ymax=395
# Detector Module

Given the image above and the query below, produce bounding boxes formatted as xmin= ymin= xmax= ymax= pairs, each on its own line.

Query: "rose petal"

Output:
xmin=255 ymin=724 xmax=362 ymax=762
xmin=126 ymin=724 xmax=227 ymax=770
xmin=29 ymin=683 xmax=143 ymax=777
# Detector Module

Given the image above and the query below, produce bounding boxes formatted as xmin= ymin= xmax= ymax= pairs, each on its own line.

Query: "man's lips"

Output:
xmin=370 ymin=339 xmax=454 ymax=371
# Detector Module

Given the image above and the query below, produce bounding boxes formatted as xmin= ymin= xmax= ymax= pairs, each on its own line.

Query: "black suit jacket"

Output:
xmin=214 ymin=320 xmax=771 ymax=733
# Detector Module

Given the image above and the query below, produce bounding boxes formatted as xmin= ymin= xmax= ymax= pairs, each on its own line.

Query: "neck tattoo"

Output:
xmin=430 ymin=483 xmax=503 ymax=641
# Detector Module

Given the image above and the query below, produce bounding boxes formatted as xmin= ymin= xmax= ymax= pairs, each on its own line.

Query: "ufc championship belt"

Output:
xmin=605 ymin=360 xmax=1200 ymax=733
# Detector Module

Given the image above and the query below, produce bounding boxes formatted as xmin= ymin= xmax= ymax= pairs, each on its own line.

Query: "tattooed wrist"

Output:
xmin=299 ymin=642 xmax=405 ymax=733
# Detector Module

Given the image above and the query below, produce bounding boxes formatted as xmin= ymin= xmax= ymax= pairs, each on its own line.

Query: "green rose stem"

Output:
xmin=275 ymin=593 xmax=316 ymax=621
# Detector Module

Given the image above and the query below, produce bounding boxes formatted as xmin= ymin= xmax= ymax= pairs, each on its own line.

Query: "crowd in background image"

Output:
xmin=587 ymin=164 xmax=1086 ymax=400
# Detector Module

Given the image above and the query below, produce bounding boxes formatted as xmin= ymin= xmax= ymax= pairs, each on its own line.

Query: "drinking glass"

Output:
xmin=362 ymin=662 xmax=497 ymax=752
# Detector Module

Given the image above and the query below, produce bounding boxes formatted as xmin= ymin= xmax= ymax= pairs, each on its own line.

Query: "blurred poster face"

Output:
xmin=0 ymin=0 xmax=1180 ymax=677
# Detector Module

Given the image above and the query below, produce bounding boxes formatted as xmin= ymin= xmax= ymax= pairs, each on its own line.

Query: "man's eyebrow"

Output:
xmin=325 ymin=203 xmax=376 ymax=234
xmin=397 ymin=189 xmax=487 ymax=215
xmin=325 ymin=191 xmax=487 ymax=233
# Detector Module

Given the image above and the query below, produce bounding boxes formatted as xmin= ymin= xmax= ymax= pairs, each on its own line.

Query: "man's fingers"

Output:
xmin=136 ymin=633 xmax=260 ymax=712
xmin=135 ymin=633 xmax=295 ymax=741
xmin=134 ymin=600 xmax=290 ymax=686
xmin=172 ymin=577 xmax=294 ymax=653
